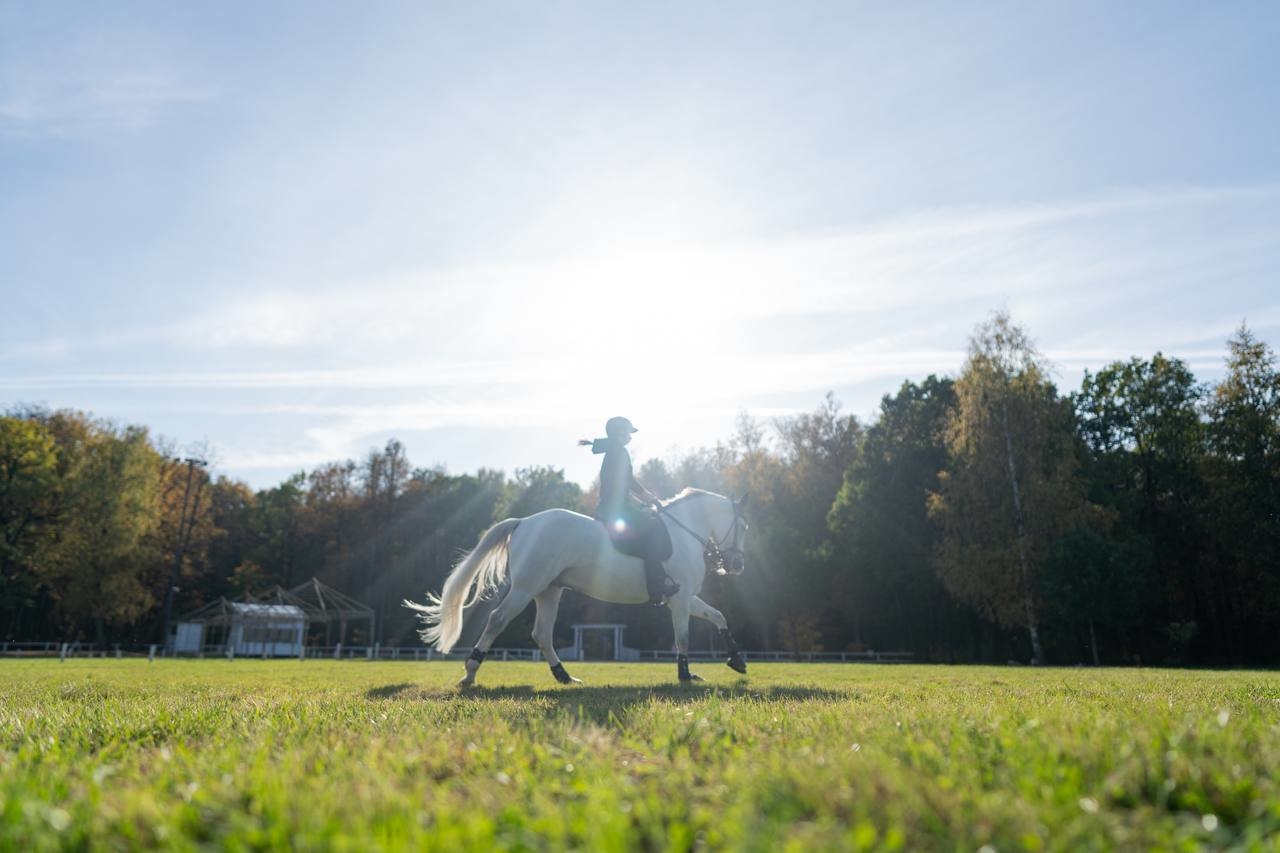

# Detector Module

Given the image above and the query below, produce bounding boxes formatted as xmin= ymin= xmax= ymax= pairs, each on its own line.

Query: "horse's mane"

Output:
xmin=659 ymin=488 xmax=718 ymax=507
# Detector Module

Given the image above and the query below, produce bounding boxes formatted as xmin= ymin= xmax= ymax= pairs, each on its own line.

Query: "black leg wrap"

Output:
xmin=549 ymin=663 xmax=574 ymax=684
xmin=468 ymin=647 xmax=487 ymax=664
xmin=677 ymin=654 xmax=702 ymax=682
xmin=720 ymin=629 xmax=747 ymax=674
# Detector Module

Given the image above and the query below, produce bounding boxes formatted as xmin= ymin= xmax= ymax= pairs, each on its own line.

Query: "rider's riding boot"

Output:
xmin=645 ymin=557 xmax=679 ymax=605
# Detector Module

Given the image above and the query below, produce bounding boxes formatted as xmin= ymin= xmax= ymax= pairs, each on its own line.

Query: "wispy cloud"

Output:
xmin=11 ymin=181 xmax=1262 ymax=359
xmin=5 ymin=183 xmax=1276 ymax=482
xmin=0 ymin=45 xmax=213 ymax=135
xmin=6 ymin=181 xmax=1278 ymax=375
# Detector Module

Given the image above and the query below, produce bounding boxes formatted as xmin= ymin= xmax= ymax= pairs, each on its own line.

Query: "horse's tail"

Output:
xmin=403 ymin=517 xmax=521 ymax=653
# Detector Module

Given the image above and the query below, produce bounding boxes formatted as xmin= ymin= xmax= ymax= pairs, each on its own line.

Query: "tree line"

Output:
xmin=2 ymin=312 xmax=1277 ymax=664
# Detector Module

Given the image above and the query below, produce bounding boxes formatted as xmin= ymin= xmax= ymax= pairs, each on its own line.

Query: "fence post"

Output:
xmin=59 ymin=643 xmax=68 ymax=662
xmin=333 ymin=642 xmax=342 ymax=660
xmin=299 ymin=644 xmax=306 ymax=661
xmin=115 ymin=645 xmax=122 ymax=660
xmin=148 ymin=645 xmax=156 ymax=662
xmin=227 ymin=644 xmax=235 ymax=661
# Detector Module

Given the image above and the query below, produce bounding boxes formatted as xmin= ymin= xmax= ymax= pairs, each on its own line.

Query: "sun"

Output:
xmin=545 ymin=245 xmax=745 ymax=415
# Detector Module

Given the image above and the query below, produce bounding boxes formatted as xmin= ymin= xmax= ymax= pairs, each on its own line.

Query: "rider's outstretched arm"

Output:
xmin=629 ymin=479 xmax=662 ymax=507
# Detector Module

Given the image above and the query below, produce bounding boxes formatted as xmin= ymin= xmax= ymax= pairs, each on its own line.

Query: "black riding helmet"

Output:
xmin=580 ymin=417 xmax=639 ymax=454
xmin=605 ymin=416 xmax=638 ymax=439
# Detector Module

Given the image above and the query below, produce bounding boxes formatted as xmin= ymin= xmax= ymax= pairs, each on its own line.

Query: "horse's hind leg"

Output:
xmin=690 ymin=596 xmax=747 ymax=675
xmin=532 ymin=587 xmax=578 ymax=684
xmin=460 ymin=587 xmax=534 ymax=687
xmin=669 ymin=597 xmax=702 ymax=682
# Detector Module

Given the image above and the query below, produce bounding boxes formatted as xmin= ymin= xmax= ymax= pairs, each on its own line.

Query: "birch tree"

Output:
xmin=930 ymin=312 xmax=1086 ymax=663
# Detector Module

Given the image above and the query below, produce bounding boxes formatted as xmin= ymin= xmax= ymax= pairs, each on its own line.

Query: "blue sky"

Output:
xmin=2 ymin=2 xmax=1278 ymax=489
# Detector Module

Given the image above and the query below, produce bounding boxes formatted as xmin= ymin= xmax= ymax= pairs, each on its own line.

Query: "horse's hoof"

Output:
xmin=679 ymin=673 xmax=703 ymax=683
xmin=726 ymin=656 xmax=747 ymax=675
xmin=458 ymin=677 xmax=475 ymax=688
xmin=549 ymin=664 xmax=581 ymax=685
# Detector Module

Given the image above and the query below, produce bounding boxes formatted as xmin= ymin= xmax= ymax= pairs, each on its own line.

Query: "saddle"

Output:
xmin=603 ymin=513 xmax=673 ymax=562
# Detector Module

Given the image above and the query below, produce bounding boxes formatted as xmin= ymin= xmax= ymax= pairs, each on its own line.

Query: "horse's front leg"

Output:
xmin=689 ymin=596 xmax=747 ymax=675
xmin=669 ymin=597 xmax=701 ymax=682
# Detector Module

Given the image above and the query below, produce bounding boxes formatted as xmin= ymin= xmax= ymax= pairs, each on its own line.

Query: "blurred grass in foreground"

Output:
xmin=1 ymin=660 xmax=1278 ymax=850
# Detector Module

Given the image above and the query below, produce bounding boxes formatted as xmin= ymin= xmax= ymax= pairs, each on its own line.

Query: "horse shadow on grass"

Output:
xmin=364 ymin=679 xmax=850 ymax=724
xmin=366 ymin=682 xmax=418 ymax=699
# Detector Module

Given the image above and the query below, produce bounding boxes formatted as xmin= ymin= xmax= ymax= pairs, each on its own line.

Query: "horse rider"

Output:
xmin=582 ymin=416 xmax=679 ymax=605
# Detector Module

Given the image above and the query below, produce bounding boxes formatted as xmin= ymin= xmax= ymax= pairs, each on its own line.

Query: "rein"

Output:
xmin=653 ymin=498 xmax=745 ymax=576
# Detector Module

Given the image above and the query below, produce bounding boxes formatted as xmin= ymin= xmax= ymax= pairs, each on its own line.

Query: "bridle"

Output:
xmin=654 ymin=496 xmax=747 ymax=577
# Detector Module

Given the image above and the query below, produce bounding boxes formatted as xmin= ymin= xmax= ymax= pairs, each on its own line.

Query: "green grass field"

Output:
xmin=1 ymin=660 xmax=1278 ymax=851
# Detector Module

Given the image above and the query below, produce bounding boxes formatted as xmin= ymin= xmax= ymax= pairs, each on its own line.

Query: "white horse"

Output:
xmin=405 ymin=489 xmax=750 ymax=685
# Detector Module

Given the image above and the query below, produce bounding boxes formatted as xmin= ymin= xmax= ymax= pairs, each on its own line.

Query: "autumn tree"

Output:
xmin=497 ymin=466 xmax=584 ymax=519
xmin=357 ymin=440 xmax=412 ymax=639
xmin=698 ymin=397 xmax=862 ymax=654
xmin=35 ymin=413 xmax=164 ymax=642
xmin=930 ymin=313 xmax=1087 ymax=663
xmin=306 ymin=460 xmax=359 ymax=577
xmin=713 ymin=414 xmax=787 ymax=651
xmin=201 ymin=477 xmax=258 ymax=599
xmin=635 ymin=458 xmax=678 ymax=500
xmin=385 ymin=467 xmax=509 ymax=644
xmin=0 ymin=417 xmax=60 ymax=637
xmin=245 ymin=472 xmax=308 ymax=588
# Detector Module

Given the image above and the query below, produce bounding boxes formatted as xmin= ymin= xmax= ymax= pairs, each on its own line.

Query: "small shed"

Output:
xmin=173 ymin=578 xmax=373 ymax=655
xmin=227 ymin=603 xmax=306 ymax=657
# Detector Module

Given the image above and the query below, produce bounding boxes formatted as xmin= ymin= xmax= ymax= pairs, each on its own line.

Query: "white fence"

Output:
xmin=637 ymin=649 xmax=914 ymax=663
xmin=1 ymin=641 xmax=912 ymax=663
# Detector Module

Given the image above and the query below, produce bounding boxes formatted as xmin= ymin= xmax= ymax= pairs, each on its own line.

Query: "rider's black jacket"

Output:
xmin=596 ymin=439 xmax=635 ymax=525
